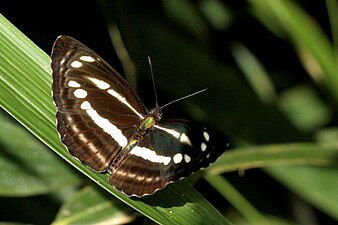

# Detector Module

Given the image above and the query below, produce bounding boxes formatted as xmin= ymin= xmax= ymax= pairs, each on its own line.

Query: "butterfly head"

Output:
xmin=149 ymin=106 xmax=163 ymax=121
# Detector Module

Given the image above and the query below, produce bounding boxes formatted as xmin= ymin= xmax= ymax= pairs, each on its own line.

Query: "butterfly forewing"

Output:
xmin=52 ymin=36 xmax=146 ymax=172
xmin=52 ymin=35 xmax=229 ymax=197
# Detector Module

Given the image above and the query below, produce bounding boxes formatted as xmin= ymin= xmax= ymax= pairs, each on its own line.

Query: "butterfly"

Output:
xmin=51 ymin=35 xmax=229 ymax=197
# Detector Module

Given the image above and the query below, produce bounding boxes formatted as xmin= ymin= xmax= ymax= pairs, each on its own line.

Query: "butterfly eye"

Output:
xmin=52 ymin=35 xmax=229 ymax=197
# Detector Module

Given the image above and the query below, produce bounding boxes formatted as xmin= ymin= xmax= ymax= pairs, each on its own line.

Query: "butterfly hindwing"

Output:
xmin=108 ymin=119 xmax=228 ymax=196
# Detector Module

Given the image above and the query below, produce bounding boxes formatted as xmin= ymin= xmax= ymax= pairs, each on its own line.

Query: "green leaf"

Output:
xmin=0 ymin=113 xmax=80 ymax=196
xmin=205 ymin=175 xmax=298 ymax=225
xmin=249 ymin=0 xmax=338 ymax=101
xmin=278 ymin=85 xmax=332 ymax=131
xmin=230 ymin=42 xmax=277 ymax=103
xmin=207 ymin=143 xmax=338 ymax=222
xmin=267 ymin=165 xmax=338 ymax=221
xmin=0 ymin=14 xmax=230 ymax=225
xmin=162 ymin=0 xmax=209 ymax=42
xmin=207 ymin=143 xmax=338 ymax=175
xmin=205 ymin=175 xmax=268 ymax=225
xmin=53 ymin=186 xmax=136 ymax=225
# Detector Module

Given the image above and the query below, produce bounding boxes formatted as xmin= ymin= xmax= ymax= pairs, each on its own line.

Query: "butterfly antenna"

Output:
xmin=148 ymin=57 xmax=159 ymax=107
xmin=160 ymin=88 xmax=209 ymax=109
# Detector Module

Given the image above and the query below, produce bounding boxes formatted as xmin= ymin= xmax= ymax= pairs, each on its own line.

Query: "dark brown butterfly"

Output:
xmin=51 ymin=35 xmax=229 ymax=197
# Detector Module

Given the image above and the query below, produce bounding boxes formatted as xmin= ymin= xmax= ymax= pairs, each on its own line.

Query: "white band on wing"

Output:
xmin=81 ymin=101 xmax=128 ymax=147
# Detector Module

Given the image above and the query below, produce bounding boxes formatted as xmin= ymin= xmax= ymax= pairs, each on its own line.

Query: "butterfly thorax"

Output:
xmin=110 ymin=108 xmax=160 ymax=169
xmin=118 ymin=107 xmax=161 ymax=149
xmin=128 ymin=106 xmax=162 ymax=141
xmin=136 ymin=115 xmax=156 ymax=137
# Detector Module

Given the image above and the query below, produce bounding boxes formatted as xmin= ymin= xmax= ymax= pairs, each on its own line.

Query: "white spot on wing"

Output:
xmin=66 ymin=115 xmax=74 ymax=123
xmin=80 ymin=55 xmax=95 ymax=62
xmin=78 ymin=133 xmax=87 ymax=143
xmin=180 ymin=133 xmax=192 ymax=146
xmin=80 ymin=101 xmax=92 ymax=110
xmin=201 ymin=142 xmax=207 ymax=152
xmin=184 ymin=154 xmax=191 ymax=163
xmin=68 ymin=80 xmax=81 ymax=87
xmin=69 ymin=124 xmax=80 ymax=133
xmin=71 ymin=60 xmax=83 ymax=68
xmin=173 ymin=153 xmax=183 ymax=164
xmin=73 ymin=89 xmax=87 ymax=98
xmin=83 ymin=101 xmax=128 ymax=147
xmin=87 ymin=77 xmax=110 ymax=89
xmin=136 ymin=176 xmax=145 ymax=181
xmin=203 ymin=131 xmax=210 ymax=142
xmin=130 ymin=146 xmax=171 ymax=165
xmin=107 ymin=89 xmax=143 ymax=119
xmin=126 ymin=172 xmax=136 ymax=180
